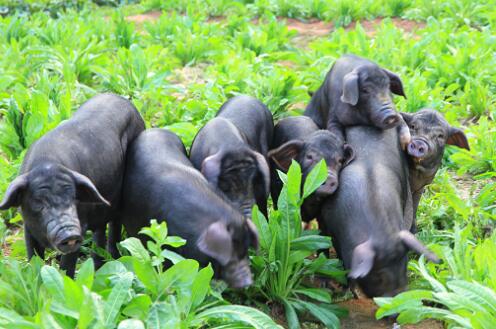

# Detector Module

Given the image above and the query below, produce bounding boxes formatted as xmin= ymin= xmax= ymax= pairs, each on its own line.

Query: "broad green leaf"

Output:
xmin=122 ymin=294 xmax=152 ymax=320
xmin=293 ymin=300 xmax=340 ymax=329
xmin=196 ymin=305 xmax=284 ymax=329
xmin=291 ymin=235 xmax=332 ymax=251
xmin=40 ymin=265 xmax=65 ymax=302
xmin=294 ymin=288 xmax=332 ymax=303
xmin=160 ymin=249 xmax=185 ymax=265
xmin=191 ymin=264 xmax=214 ymax=309
xmin=163 ymin=236 xmax=187 ymax=248
xmin=132 ymin=258 xmax=158 ymax=296
xmin=120 ymin=237 xmax=150 ymax=262
xmin=282 ymin=299 xmax=300 ymax=329
xmin=103 ymin=272 xmax=134 ymax=328
xmin=302 ymin=159 xmax=327 ymax=199
xmin=146 ymin=302 xmax=180 ymax=329
xmin=251 ymin=206 xmax=271 ymax=250
xmin=76 ymin=259 xmax=95 ymax=289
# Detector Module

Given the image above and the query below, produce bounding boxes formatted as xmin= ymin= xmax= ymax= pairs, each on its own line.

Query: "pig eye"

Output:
xmin=306 ymin=154 xmax=314 ymax=161
xmin=438 ymin=134 xmax=444 ymax=139
xmin=409 ymin=124 xmax=416 ymax=130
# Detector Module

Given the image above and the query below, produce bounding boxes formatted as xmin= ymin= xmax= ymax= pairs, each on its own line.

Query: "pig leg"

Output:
xmin=326 ymin=120 xmax=345 ymax=142
xmin=25 ymin=227 xmax=45 ymax=260
xmin=60 ymin=251 xmax=79 ymax=278
xmin=107 ymin=219 xmax=121 ymax=259
xmin=92 ymin=228 xmax=106 ymax=269
xmin=397 ymin=116 xmax=411 ymax=150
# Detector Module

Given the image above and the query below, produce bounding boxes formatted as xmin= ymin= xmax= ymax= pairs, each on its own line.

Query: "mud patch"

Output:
xmin=126 ymin=10 xmax=161 ymax=24
xmin=286 ymin=17 xmax=425 ymax=48
xmin=346 ymin=17 xmax=426 ymax=38
xmin=339 ymin=298 xmax=443 ymax=329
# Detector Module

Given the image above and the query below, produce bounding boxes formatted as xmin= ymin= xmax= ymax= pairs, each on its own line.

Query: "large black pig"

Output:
xmin=401 ymin=109 xmax=470 ymax=231
xmin=0 ymin=93 xmax=145 ymax=276
xmin=319 ymin=125 xmax=439 ymax=297
xmin=190 ymin=95 xmax=273 ymax=217
xmin=268 ymin=116 xmax=354 ymax=221
xmin=121 ymin=128 xmax=258 ymax=288
xmin=304 ymin=54 xmax=411 ymax=148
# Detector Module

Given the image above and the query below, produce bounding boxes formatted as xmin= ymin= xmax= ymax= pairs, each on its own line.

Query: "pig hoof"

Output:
xmin=400 ymin=133 xmax=411 ymax=150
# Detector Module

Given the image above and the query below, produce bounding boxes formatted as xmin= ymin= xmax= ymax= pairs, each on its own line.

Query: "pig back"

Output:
xmin=217 ymin=95 xmax=274 ymax=154
xmin=320 ymin=126 xmax=412 ymax=267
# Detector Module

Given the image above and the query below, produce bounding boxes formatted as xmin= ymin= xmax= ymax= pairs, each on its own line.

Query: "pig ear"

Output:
xmin=201 ymin=151 xmax=223 ymax=187
xmin=70 ymin=170 xmax=110 ymax=206
xmin=341 ymin=70 xmax=359 ymax=106
xmin=342 ymin=144 xmax=355 ymax=167
xmin=253 ymin=151 xmax=270 ymax=196
xmin=246 ymin=220 xmax=259 ymax=250
xmin=268 ymin=140 xmax=304 ymax=172
xmin=400 ymin=112 xmax=414 ymax=125
xmin=0 ymin=173 xmax=29 ymax=210
xmin=349 ymin=239 xmax=375 ymax=279
xmin=399 ymin=230 xmax=440 ymax=264
xmin=197 ymin=221 xmax=233 ymax=266
xmin=447 ymin=127 xmax=470 ymax=151
xmin=383 ymin=69 xmax=406 ymax=98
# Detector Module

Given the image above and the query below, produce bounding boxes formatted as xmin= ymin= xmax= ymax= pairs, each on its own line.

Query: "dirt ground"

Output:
xmin=339 ymin=298 xmax=443 ymax=329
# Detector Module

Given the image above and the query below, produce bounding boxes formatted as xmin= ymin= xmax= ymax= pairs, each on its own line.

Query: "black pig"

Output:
xmin=304 ymin=54 xmax=410 ymax=148
xmin=268 ymin=116 xmax=354 ymax=221
xmin=401 ymin=109 xmax=470 ymax=231
xmin=0 ymin=93 xmax=145 ymax=276
xmin=319 ymin=126 xmax=439 ymax=297
xmin=121 ymin=129 xmax=258 ymax=288
xmin=190 ymin=95 xmax=273 ymax=217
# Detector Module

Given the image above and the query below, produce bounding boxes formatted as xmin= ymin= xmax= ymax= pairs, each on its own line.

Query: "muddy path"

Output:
xmin=339 ymin=298 xmax=443 ymax=329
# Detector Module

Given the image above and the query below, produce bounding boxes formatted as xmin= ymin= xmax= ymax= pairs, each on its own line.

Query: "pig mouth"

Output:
xmin=52 ymin=225 xmax=83 ymax=254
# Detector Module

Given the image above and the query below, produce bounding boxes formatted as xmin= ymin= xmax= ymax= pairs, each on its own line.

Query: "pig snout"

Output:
xmin=223 ymin=259 xmax=253 ymax=288
xmin=407 ymin=139 xmax=428 ymax=158
xmin=55 ymin=229 xmax=83 ymax=254
xmin=46 ymin=206 xmax=83 ymax=254
xmin=379 ymin=105 xmax=400 ymax=129
xmin=315 ymin=174 xmax=338 ymax=196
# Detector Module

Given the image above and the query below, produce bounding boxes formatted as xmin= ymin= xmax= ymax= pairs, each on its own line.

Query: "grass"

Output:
xmin=0 ymin=0 xmax=494 ymax=327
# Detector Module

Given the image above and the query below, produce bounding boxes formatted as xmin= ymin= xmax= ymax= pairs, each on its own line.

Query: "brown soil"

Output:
xmin=286 ymin=17 xmax=425 ymax=48
xmin=285 ymin=18 xmax=334 ymax=37
xmin=346 ymin=18 xmax=426 ymax=37
xmin=125 ymin=10 xmax=161 ymax=24
xmin=339 ymin=298 xmax=444 ymax=329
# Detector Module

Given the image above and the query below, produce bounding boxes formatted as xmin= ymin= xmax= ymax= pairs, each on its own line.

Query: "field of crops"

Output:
xmin=0 ymin=0 xmax=495 ymax=328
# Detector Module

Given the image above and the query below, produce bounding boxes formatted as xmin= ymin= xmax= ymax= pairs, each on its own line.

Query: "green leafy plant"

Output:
xmin=375 ymin=226 xmax=496 ymax=328
xmin=0 ymin=220 xmax=281 ymax=328
xmin=248 ymin=160 xmax=347 ymax=329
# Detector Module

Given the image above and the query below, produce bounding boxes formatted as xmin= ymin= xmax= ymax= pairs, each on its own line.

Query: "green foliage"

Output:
xmin=376 ymin=226 xmax=496 ymax=328
xmin=248 ymin=160 xmax=347 ymax=328
xmin=0 ymin=220 xmax=280 ymax=328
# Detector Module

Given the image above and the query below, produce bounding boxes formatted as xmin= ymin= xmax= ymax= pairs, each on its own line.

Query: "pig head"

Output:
xmin=401 ymin=109 xmax=470 ymax=231
xmin=0 ymin=163 xmax=109 ymax=255
xmin=201 ymin=146 xmax=270 ymax=218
